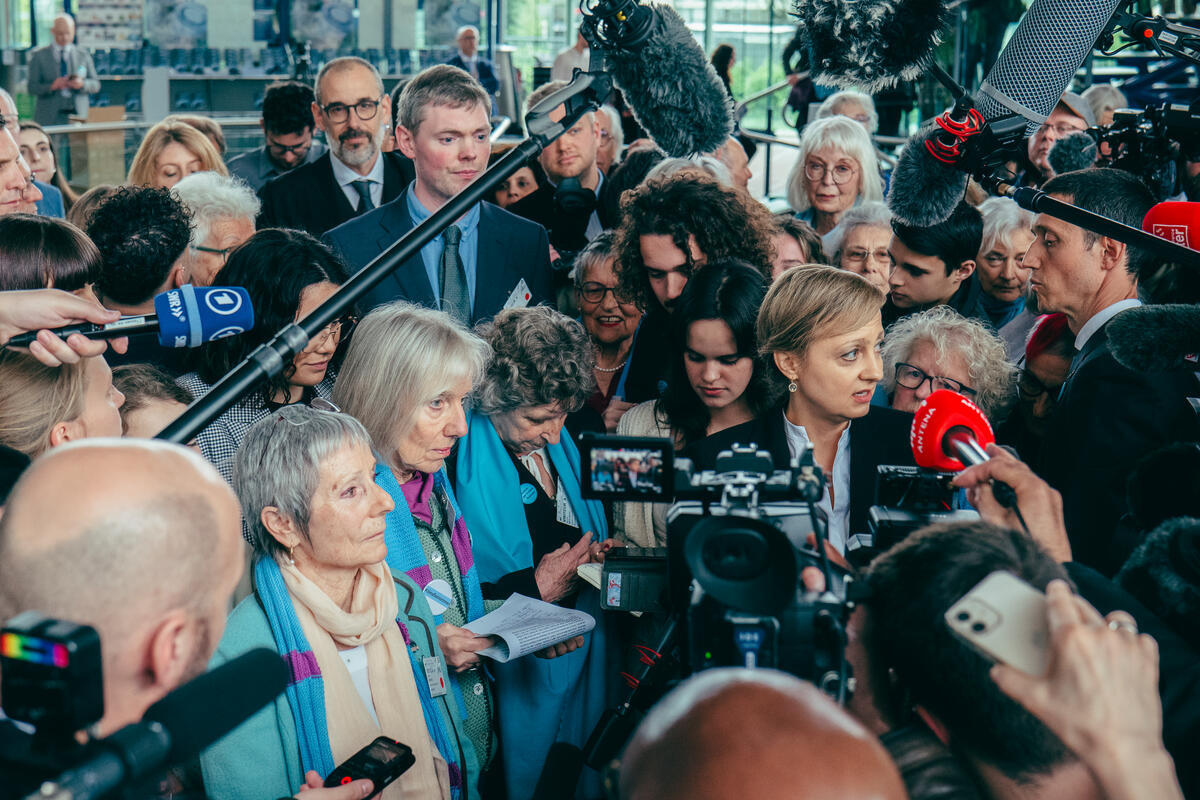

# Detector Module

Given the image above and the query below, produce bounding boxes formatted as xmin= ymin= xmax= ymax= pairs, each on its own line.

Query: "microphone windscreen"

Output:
xmin=976 ymin=0 xmax=1123 ymax=135
xmin=142 ymin=648 xmax=287 ymax=765
xmin=154 ymin=285 xmax=255 ymax=349
xmin=886 ymin=124 xmax=970 ymax=228
xmin=790 ymin=0 xmax=950 ymax=92
xmin=910 ymin=390 xmax=995 ymax=471
xmin=1142 ymin=201 xmax=1200 ymax=251
xmin=1106 ymin=304 xmax=1200 ymax=373
xmin=1047 ymin=130 xmax=1098 ymax=175
xmin=606 ymin=3 xmax=733 ymax=157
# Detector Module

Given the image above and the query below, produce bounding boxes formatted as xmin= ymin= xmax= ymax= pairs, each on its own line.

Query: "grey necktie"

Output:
xmin=351 ymin=179 xmax=375 ymax=213
xmin=439 ymin=225 xmax=470 ymax=324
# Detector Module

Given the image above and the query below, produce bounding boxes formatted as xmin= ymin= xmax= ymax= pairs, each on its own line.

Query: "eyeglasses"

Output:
xmin=1036 ymin=122 xmax=1088 ymax=137
xmin=894 ymin=362 xmax=976 ymax=397
xmin=304 ymin=315 xmax=356 ymax=351
xmin=191 ymin=244 xmax=236 ymax=262
xmin=320 ymin=97 xmax=384 ymax=124
xmin=578 ymin=282 xmax=623 ymax=304
xmin=1017 ymin=369 xmax=1050 ymax=401
xmin=804 ymin=160 xmax=858 ymax=185
xmin=842 ymin=248 xmax=893 ymax=268
xmin=266 ymin=139 xmax=312 ymax=157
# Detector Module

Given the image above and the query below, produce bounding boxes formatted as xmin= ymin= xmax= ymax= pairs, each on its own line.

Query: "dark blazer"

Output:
xmin=1040 ymin=318 xmax=1200 ymax=576
xmin=257 ymin=151 xmax=415 ymax=238
xmin=322 ymin=197 xmax=554 ymax=325
xmin=27 ymin=44 xmax=100 ymax=125
xmin=447 ymin=54 xmax=500 ymax=95
xmin=686 ymin=405 xmax=917 ymax=538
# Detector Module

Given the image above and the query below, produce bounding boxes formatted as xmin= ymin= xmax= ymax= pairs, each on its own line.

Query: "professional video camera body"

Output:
xmin=1089 ymin=101 xmax=1200 ymax=199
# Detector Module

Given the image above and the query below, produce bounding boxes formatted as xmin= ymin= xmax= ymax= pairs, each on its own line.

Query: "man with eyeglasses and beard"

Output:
xmin=258 ymin=58 xmax=415 ymax=238
xmin=227 ymin=81 xmax=328 ymax=192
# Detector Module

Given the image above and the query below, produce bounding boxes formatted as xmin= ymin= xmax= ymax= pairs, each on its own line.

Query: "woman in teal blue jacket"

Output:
xmin=199 ymin=406 xmax=479 ymax=800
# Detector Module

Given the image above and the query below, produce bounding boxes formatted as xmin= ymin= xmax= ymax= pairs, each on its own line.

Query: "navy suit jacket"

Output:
xmin=322 ymin=197 xmax=554 ymax=326
xmin=447 ymin=54 xmax=500 ymax=95
xmin=257 ymin=151 xmax=414 ymax=239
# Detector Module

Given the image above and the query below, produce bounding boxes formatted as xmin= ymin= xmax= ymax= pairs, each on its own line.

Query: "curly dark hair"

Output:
xmin=192 ymin=229 xmax=350 ymax=404
xmin=613 ymin=169 xmax=776 ymax=309
xmin=658 ymin=259 xmax=779 ymax=449
xmin=86 ymin=186 xmax=192 ymax=306
xmin=262 ymin=80 xmax=318 ymax=136
xmin=474 ymin=306 xmax=596 ymax=416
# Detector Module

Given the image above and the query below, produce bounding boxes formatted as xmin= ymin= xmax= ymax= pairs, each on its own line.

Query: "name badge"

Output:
xmin=555 ymin=479 xmax=580 ymax=528
xmin=423 ymin=656 xmax=448 ymax=697
xmin=503 ymin=278 xmax=532 ymax=310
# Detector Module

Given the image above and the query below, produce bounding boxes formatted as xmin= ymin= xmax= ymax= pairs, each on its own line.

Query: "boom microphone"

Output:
xmin=5 ymin=285 xmax=254 ymax=350
xmin=910 ymin=390 xmax=1018 ymax=507
xmin=28 ymin=648 xmax=288 ymax=800
xmin=1047 ymin=130 xmax=1099 ymax=175
xmin=584 ymin=1 xmax=732 ymax=156
xmin=1107 ymin=304 xmax=1200 ymax=373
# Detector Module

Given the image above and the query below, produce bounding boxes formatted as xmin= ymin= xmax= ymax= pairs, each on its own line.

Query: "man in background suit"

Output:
xmin=258 ymin=57 xmax=414 ymax=238
xmin=324 ymin=64 xmax=552 ymax=325
xmin=1026 ymin=168 xmax=1200 ymax=575
xmin=446 ymin=26 xmax=499 ymax=105
xmin=27 ymin=15 xmax=100 ymax=127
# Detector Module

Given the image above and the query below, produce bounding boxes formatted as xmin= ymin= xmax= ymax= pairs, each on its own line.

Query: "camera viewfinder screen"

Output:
xmin=589 ymin=447 xmax=666 ymax=496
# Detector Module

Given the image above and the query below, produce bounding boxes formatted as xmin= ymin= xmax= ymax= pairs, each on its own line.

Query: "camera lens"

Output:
xmin=956 ymin=611 xmax=970 ymax=622
xmin=971 ymin=621 xmax=986 ymax=633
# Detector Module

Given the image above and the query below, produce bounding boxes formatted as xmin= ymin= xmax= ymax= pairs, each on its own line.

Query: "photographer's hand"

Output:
xmin=952 ymin=444 xmax=1071 ymax=561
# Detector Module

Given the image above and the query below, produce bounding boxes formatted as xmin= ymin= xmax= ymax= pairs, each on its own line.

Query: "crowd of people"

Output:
xmin=0 ymin=26 xmax=1198 ymax=800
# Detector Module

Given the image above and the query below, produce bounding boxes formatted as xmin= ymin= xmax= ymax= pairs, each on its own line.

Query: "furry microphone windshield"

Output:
xmin=1047 ymin=130 xmax=1100 ymax=175
xmin=886 ymin=123 xmax=970 ymax=228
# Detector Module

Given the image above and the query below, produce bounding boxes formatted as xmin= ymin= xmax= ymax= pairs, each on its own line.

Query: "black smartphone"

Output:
xmin=324 ymin=736 xmax=415 ymax=797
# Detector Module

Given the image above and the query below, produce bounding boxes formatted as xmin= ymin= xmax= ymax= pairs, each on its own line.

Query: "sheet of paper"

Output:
xmin=464 ymin=593 xmax=595 ymax=662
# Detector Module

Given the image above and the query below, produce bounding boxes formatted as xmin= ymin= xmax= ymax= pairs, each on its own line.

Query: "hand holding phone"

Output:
xmin=944 ymin=571 xmax=1050 ymax=676
xmin=324 ymin=737 xmax=415 ymax=799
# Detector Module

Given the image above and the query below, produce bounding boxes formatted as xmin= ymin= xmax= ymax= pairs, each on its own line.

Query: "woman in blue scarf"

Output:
xmin=454 ymin=306 xmax=618 ymax=799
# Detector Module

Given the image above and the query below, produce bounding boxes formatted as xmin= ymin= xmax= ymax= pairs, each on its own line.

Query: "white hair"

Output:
xmin=600 ymin=104 xmax=624 ymax=165
xmin=1081 ymin=84 xmax=1127 ymax=124
xmin=787 ymin=116 xmax=884 ymax=213
xmin=645 ymin=155 xmax=732 ymax=187
xmin=815 ymin=90 xmax=879 ymax=134
xmin=822 ymin=201 xmax=892 ymax=260
xmin=171 ymin=172 xmax=260 ymax=250
xmin=977 ymin=196 xmax=1036 ymax=257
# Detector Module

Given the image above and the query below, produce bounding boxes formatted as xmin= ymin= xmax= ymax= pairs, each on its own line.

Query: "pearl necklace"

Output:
xmin=594 ymin=358 xmax=628 ymax=373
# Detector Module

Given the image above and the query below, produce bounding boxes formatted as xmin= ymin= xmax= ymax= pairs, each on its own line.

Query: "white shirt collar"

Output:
xmin=782 ymin=416 xmax=853 ymax=554
xmin=329 ymin=147 xmax=384 ymax=189
xmin=1075 ymin=298 xmax=1142 ymax=350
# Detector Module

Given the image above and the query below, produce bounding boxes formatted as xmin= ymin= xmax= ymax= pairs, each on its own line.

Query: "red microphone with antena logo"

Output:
xmin=911 ymin=390 xmax=1019 ymax=507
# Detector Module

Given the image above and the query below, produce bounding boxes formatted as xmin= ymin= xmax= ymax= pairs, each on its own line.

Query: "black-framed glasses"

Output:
xmin=192 ymin=244 xmax=236 ymax=262
xmin=578 ymin=282 xmax=622 ymax=304
xmin=1017 ymin=369 xmax=1050 ymax=401
xmin=894 ymin=362 xmax=976 ymax=397
xmin=320 ymin=97 xmax=384 ymax=124
xmin=266 ymin=139 xmax=313 ymax=157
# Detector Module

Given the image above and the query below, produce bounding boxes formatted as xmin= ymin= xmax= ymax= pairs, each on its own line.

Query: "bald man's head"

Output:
xmin=0 ymin=439 xmax=243 ymax=731
xmin=621 ymin=669 xmax=906 ymax=800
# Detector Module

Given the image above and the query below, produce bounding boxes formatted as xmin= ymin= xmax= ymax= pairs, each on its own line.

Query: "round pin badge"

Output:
xmin=423 ymin=578 xmax=455 ymax=616
xmin=520 ymin=483 xmax=538 ymax=504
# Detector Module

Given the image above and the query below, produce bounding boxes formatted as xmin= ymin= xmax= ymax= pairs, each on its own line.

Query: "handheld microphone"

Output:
xmin=887 ymin=0 xmax=1126 ymax=227
xmin=28 ymin=648 xmax=288 ymax=800
xmin=910 ymin=390 xmax=1018 ymax=508
xmin=584 ymin=1 xmax=733 ymax=157
xmin=1107 ymin=304 xmax=1200 ymax=373
xmin=1143 ymin=201 xmax=1200 ymax=251
xmin=5 ymin=285 xmax=254 ymax=350
xmin=1047 ymin=130 xmax=1099 ymax=175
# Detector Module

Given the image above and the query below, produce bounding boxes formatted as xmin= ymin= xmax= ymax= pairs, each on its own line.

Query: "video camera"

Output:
xmin=1089 ymin=101 xmax=1200 ymax=199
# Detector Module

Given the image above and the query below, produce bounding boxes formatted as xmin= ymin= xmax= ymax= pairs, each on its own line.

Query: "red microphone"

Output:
xmin=911 ymin=390 xmax=1018 ymax=508
xmin=1142 ymin=201 xmax=1200 ymax=252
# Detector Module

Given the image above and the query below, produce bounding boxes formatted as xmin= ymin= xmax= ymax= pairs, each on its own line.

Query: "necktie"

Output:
xmin=439 ymin=225 xmax=470 ymax=324
xmin=351 ymin=179 xmax=374 ymax=213
xmin=59 ymin=49 xmax=68 ymax=77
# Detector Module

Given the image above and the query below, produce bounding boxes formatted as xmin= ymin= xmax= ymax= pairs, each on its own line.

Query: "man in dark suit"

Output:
xmin=26 ymin=15 xmax=100 ymax=127
xmin=258 ymin=57 xmax=414 ymax=238
xmin=446 ymin=26 xmax=499 ymax=98
xmin=324 ymin=65 xmax=553 ymax=325
xmin=1025 ymin=168 xmax=1200 ymax=575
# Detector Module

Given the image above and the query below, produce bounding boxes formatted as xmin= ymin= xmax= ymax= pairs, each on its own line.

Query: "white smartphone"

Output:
xmin=944 ymin=571 xmax=1050 ymax=676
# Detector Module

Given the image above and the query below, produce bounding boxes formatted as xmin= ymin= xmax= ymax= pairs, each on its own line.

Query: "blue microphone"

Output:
xmin=6 ymin=286 xmax=255 ymax=349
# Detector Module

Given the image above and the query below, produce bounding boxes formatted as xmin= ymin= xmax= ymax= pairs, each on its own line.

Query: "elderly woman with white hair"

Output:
xmin=453 ymin=306 xmax=615 ymax=799
xmin=787 ymin=116 xmax=884 ymax=235
xmin=171 ymin=171 xmax=259 ymax=286
xmin=976 ymin=197 xmax=1036 ymax=330
xmin=331 ymin=302 xmax=583 ymax=789
xmin=880 ymin=305 xmax=1015 ymax=421
xmin=821 ymin=201 xmax=894 ymax=293
xmin=200 ymin=405 xmax=479 ymax=800
xmin=815 ymin=89 xmax=879 ymax=134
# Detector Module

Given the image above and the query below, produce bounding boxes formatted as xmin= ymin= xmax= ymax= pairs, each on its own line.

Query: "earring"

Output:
xmin=286 ymin=546 xmax=296 ymax=566
xmin=787 ymin=381 xmax=798 ymax=393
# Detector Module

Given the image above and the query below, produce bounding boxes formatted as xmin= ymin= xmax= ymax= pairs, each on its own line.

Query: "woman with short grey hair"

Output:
xmin=821 ymin=201 xmax=894 ymax=293
xmin=202 ymin=405 xmax=479 ymax=800
xmin=880 ymin=305 xmax=1015 ymax=420
xmin=815 ymin=89 xmax=880 ymax=134
xmin=976 ymin=196 xmax=1037 ymax=329
xmin=453 ymin=306 xmax=616 ymax=798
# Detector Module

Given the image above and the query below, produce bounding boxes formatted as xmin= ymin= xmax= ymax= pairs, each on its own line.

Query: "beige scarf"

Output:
xmin=281 ymin=560 xmax=450 ymax=800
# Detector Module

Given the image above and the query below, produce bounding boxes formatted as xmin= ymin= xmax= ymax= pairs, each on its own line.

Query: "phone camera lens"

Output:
xmin=956 ymin=611 xmax=970 ymax=622
xmin=971 ymin=621 xmax=986 ymax=633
